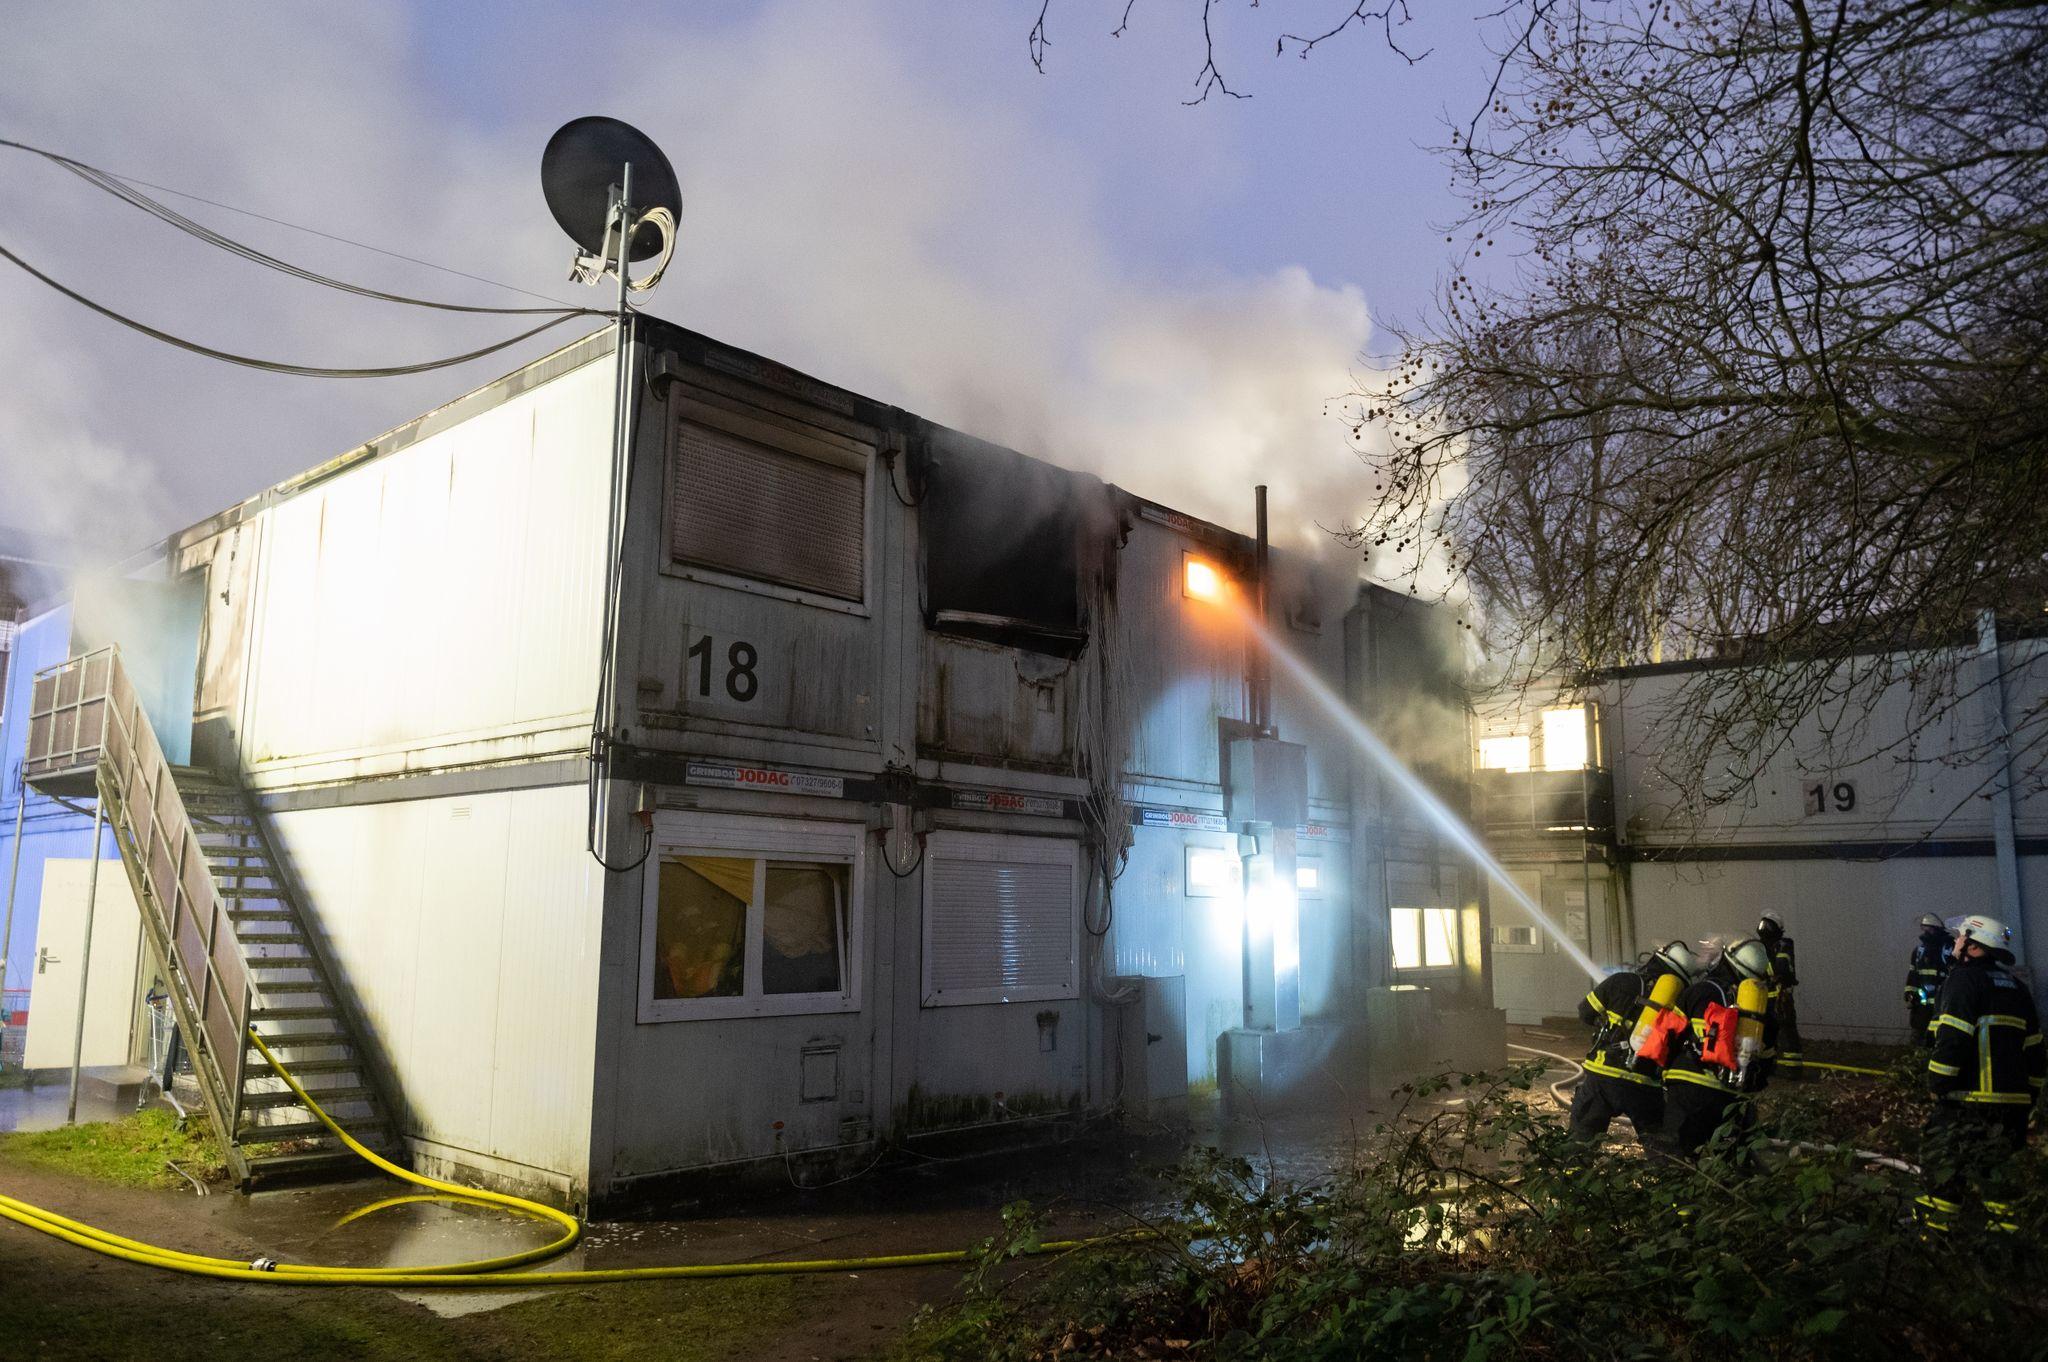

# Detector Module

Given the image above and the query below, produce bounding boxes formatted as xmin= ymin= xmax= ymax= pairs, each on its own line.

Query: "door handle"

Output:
xmin=37 ymin=947 xmax=59 ymax=975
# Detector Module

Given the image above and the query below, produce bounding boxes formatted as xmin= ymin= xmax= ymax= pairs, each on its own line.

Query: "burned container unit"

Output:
xmin=19 ymin=317 xmax=1498 ymax=1209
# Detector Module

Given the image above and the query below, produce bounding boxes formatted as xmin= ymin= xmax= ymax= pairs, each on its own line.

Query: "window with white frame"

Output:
xmin=640 ymin=814 xmax=863 ymax=1021
xmin=922 ymin=833 xmax=1079 ymax=1006
xmin=1477 ymin=733 xmax=1531 ymax=772
xmin=1387 ymin=860 xmax=1461 ymax=972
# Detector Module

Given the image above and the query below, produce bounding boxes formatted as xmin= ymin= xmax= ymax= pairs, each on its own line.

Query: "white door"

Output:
xmin=22 ymin=858 xmax=146 ymax=1071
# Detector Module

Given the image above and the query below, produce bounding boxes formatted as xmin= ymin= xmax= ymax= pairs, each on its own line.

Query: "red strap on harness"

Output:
xmin=1699 ymin=1001 xmax=1740 ymax=1071
xmin=1635 ymin=1004 xmax=1687 ymax=1066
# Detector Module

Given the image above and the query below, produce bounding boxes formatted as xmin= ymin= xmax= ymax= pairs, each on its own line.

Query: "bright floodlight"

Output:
xmin=1183 ymin=555 xmax=1226 ymax=603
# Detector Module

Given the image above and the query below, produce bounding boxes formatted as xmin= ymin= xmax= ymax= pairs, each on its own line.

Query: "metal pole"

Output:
xmin=66 ymin=784 xmax=106 ymax=1124
xmin=594 ymin=162 xmax=636 ymax=860
xmin=1 ymin=777 xmax=26 ymax=995
xmin=1252 ymin=484 xmax=1271 ymax=732
xmin=0 ymin=777 xmax=25 ymax=1067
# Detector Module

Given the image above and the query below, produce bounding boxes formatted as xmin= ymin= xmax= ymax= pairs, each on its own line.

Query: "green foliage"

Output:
xmin=892 ymin=1063 xmax=2045 ymax=1360
xmin=0 ymin=1107 xmax=226 ymax=1188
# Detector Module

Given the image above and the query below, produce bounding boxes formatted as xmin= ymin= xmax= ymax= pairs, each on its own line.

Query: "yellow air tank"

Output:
xmin=1734 ymin=976 xmax=1768 ymax=1081
xmin=1627 ymin=971 xmax=1684 ymax=1056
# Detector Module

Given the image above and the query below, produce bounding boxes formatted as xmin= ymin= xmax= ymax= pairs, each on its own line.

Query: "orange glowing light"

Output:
xmin=1183 ymin=556 xmax=1226 ymax=603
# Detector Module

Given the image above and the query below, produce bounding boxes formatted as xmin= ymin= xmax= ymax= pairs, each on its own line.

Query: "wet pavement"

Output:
xmin=0 ymin=1078 xmax=137 ymax=1132
xmin=0 ymin=1034 xmax=1591 ymax=1322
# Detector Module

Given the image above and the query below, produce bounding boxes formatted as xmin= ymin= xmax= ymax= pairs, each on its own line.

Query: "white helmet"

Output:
xmin=1652 ymin=940 xmax=1702 ymax=981
xmin=1759 ymin=910 xmax=1784 ymax=931
xmin=1723 ymin=938 xmax=1772 ymax=982
xmin=1954 ymin=914 xmax=2014 ymax=962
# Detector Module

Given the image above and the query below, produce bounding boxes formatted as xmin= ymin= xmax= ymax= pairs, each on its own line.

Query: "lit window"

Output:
xmin=1542 ymin=707 xmax=1588 ymax=771
xmin=640 ymin=816 xmax=862 ymax=1021
xmin=1185 ymin=846 xmax=1239 ymax=898
xmin=1478 ymin=734 xmax=1531 ymax=772
xmin=1183 ymin=555 xmax=1226 ymax=603
xmin=1388 ymin=859 xmax=1460 ymax=971
xmin=1391 ymin=908 xmax=1460 ymax=969
xmin=1295 ymin=861 xmax=1321 ymax=894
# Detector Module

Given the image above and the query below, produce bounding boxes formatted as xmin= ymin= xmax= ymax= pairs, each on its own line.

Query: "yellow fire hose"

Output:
xmin=0 ymin=1028 xmax=1136 ymax=1288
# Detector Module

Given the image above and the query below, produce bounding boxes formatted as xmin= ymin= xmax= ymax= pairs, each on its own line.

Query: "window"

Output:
xmin=1541 ymin=707 xmax=1588 ymax=771
xmin=1184 ymin=846 xmax=1239 ymax=898
xmin=668 ymin=404 xmax=867 ymax=603
xmin=1295 ymin=859 xmax=1323 ymax=896
xmin=923 ymin=833 xmax=1079 ymax=1006
xmin=1387 ymin=860 xmax=1461 ymax=972
xmin=640 ymin=815 xmax=862 ymax=1020
xmin=1478 ymin=733 xmax=1531 ymax=772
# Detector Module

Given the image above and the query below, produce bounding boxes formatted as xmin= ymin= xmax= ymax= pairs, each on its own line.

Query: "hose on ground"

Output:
xmin=0 ymin=1027 xmax=1146 ymax=1288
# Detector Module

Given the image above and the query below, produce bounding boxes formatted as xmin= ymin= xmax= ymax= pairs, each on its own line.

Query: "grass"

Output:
xmin=0 ymin=1107 xmax=228 ymax=1189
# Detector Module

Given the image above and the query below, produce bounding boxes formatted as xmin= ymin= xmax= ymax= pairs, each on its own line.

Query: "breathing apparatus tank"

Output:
xmin=1734 ymin=977 xmax=1768 ymax=1084
xmin=1627 ymin=971 xmax=1685 ymax=1063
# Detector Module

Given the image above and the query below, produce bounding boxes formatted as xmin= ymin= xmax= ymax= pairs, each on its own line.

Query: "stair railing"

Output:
xmin=25 ymin=646 xmax=250 ymax=1166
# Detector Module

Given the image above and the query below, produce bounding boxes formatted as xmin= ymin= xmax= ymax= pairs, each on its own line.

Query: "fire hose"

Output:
xmin=0 ymin=1027 xmax=1141 ymax=1288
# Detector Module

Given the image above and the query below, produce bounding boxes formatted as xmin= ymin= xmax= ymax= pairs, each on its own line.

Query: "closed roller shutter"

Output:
xmin=923 ymin=835 xmax=1078 ymax=1006
xmin=670 ymin=422 xmax=865 ymax=600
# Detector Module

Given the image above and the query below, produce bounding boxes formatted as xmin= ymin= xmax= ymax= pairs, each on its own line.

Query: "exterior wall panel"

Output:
xmin=270 ymin=783 xmax=602 ymax=1193
xmin=239 ymin=355 xmax=613 ymax=786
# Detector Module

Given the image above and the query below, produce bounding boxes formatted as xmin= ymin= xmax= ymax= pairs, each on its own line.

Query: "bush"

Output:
xmin=893 ymin=1065 xmax=2042 ymax=1360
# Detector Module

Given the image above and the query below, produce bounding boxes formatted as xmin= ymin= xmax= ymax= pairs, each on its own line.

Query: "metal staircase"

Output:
xmin=23 ymin=647 xmax=401 ymax=1188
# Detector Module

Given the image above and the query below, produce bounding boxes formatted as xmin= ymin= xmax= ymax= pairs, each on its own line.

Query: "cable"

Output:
xmin=0 ymin=138 xmax=588 ymax=316
xmin=0 ymin=241 xmax=598 ymax=378
xmin=878 ymin=828 xmax=927 ymax=879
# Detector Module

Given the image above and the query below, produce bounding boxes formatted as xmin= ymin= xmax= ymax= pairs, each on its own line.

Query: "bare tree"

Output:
xmin=1341 ymin=0 xmax=2048 ymax=820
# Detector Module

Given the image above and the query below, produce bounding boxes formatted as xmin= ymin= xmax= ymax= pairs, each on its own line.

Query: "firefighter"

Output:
xmin=1655 ymin=938 xmax=1774 ymax=1156
xmin=1903 ymin=913 xmax=1951 ymax=1048
xmin=1923 ymin=916 xmax=2041 ymax=1185
xmin=1568 ymin=940 xmax=1701 ymax=1145
xmin=1756 ymin=910 xmax=1803 ymax=1078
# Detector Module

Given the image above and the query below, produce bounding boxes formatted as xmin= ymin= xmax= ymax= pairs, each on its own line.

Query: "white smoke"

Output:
xmin=0 ymin=1 xmax=1399 ymax=571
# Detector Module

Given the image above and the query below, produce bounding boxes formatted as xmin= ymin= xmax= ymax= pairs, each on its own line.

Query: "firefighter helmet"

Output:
xmin=1756 ymin=910 xmax=1785 ymax=942
xmin=1917 ymin=913 xmax=1944 ymax=930
xmin=1954 ymin=914 xmax=2014 ymax=962
xmin=1724 ymin=938 xmax=1772 ymax=982
xmin=1652 ymin=940 xmax=1702 ymax=981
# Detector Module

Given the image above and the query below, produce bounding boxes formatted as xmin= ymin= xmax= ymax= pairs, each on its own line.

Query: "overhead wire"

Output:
xmin=0 ymin=137 xmax=591 ymax=316
xmin=0 ymin=138 xmax=608 ymax=380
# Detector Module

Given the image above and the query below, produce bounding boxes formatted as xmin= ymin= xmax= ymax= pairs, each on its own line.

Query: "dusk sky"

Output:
xmin=1 ymin=2 xmax=1508 ymax=560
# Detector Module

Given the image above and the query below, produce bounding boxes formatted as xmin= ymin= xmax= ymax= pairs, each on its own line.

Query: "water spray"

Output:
xmin=1234 ymin=605 xmax=1607 ymax=984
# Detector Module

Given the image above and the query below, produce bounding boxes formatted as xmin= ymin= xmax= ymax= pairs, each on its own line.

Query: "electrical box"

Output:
xmin=1227 ymin=738 xmax=1307 ymax=828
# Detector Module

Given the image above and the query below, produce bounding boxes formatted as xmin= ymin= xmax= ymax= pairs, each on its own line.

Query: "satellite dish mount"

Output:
xmin=542 ymin=116 xmax=682 ymax=298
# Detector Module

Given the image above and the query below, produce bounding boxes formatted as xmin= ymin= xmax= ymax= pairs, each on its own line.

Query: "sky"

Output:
xmin=0 ymin=1 xmax=1509 ymax=568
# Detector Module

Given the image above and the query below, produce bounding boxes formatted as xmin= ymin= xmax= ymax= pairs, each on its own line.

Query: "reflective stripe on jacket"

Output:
xmin=1927 ymin=959 xmax=2044 ymax=1106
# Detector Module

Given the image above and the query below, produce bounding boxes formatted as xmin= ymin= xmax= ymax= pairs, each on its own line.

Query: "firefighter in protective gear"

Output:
xmin=1568 ymin=941 xmax=1700 ymax=1144
xmin=1904 ymin=913 xmax=1951 ymax=1048
xmin=1652 ymin=938 xmax=1773 ymax=1155
xmin=1756 ymin=910 xmax=1803 ymax=1078
xmin=1920 ymin=914 xmax=2041 ymax=1228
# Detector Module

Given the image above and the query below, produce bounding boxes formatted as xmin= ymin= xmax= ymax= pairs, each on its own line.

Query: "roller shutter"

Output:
xmin=670 ymin=422 xmax=865 ymax=601
xmin=922 ymin=834 xmax=1078 ymax=1006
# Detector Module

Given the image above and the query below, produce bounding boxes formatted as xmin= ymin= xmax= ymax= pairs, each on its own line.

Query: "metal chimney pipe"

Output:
xmin=1252 ymin=484 xmax=1271 ymax=733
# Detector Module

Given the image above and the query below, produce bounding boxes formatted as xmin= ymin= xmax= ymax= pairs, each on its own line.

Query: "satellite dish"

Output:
xmin=542 ymin=116 xmax=681 ymax=263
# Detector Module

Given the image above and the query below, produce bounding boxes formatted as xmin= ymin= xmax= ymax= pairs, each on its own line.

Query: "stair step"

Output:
xmin=246 ymin=1056 xmax=364 ymax=1076
xmin=251 ymin=1026 xmax=350 ymax=1047
xmin=238 ymin=1118 xmax=390 ymax=1143
xmin=250 ymin=1006 xmax=338 ymax=1022
xmin=242 ymin=1086 xmax=373 ymax=1112
xmin=228 ymin=906 xmax=294 ymax=919
xmin=237 ymin=930 xmax=309 ymax=945
xmin=218 ymin=886 xmax=288 ymax=900
xmin=241 ymin=1149 xmax=370 ymax=1182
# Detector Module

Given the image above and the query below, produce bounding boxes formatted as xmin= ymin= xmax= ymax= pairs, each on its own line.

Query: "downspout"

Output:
xmin=1976 ymin=610 xmax=2031 ymax=981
